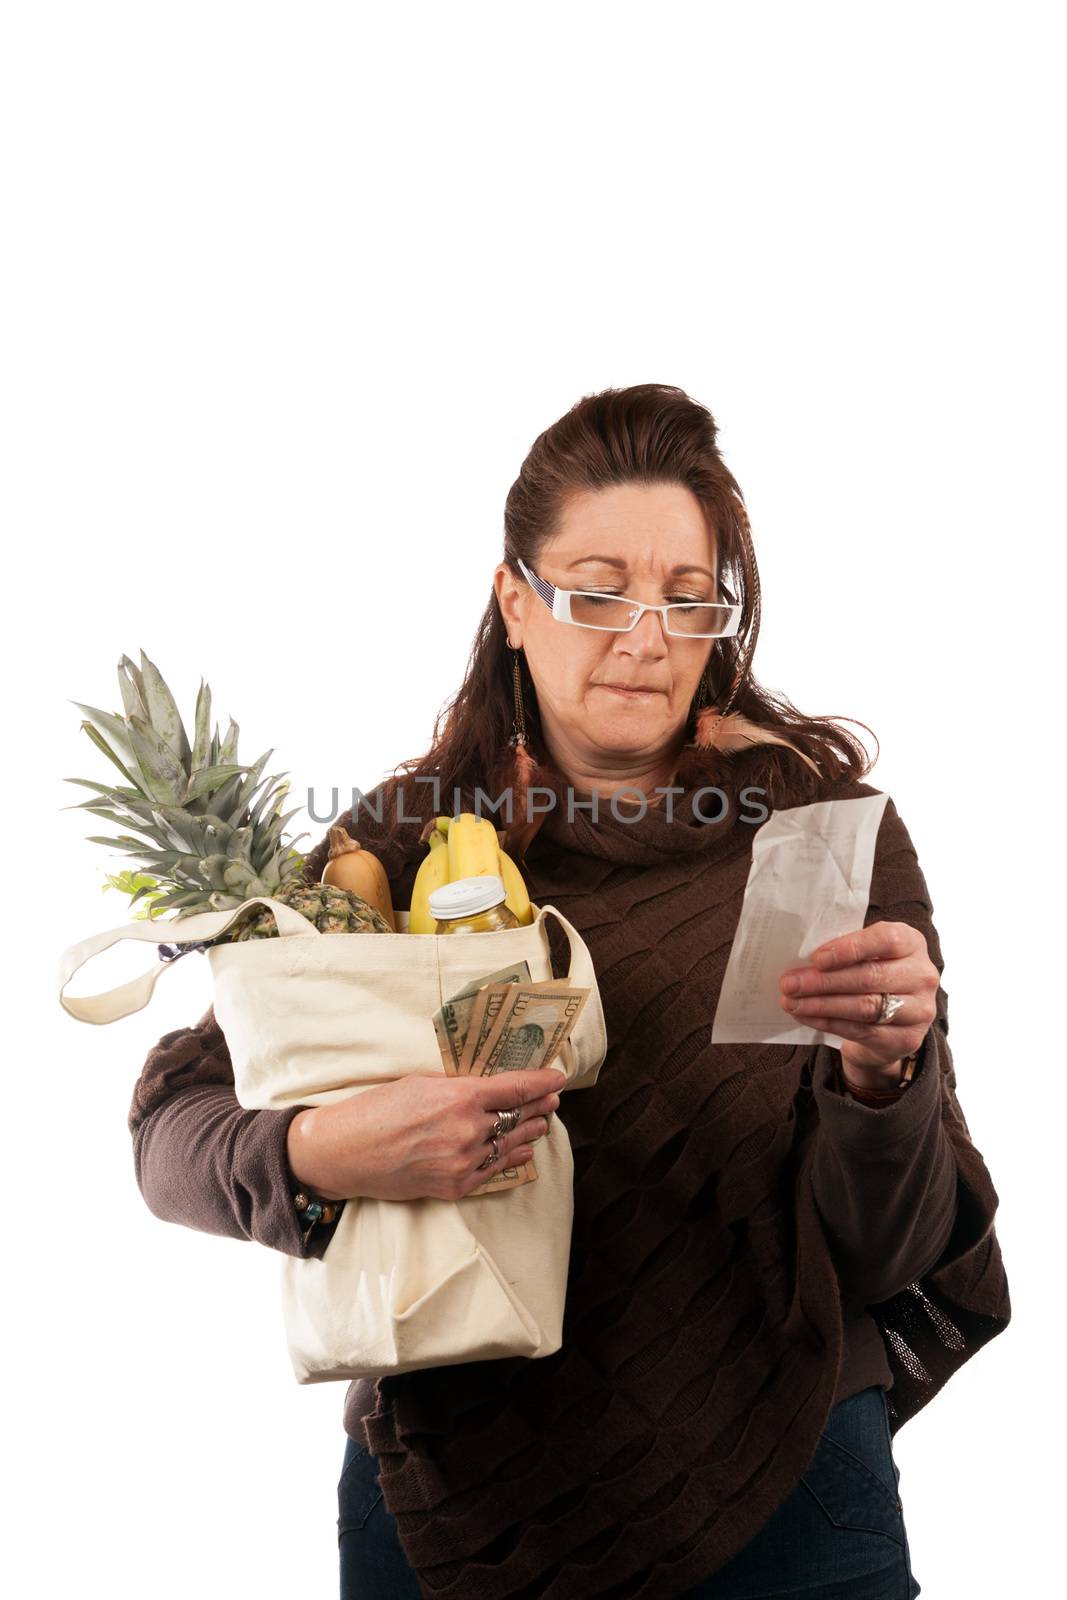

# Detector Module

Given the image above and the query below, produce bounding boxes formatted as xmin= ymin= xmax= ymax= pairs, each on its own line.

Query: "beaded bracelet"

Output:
xmin=292 ymin=1188 xmax=344 ymax=1248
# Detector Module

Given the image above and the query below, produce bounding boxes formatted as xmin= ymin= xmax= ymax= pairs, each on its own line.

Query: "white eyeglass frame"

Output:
xmin=513 ymin=554 xmax=742 ymax=639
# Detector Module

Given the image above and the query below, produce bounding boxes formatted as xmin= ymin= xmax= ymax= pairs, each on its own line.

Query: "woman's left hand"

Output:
xmin=778 ymin=920 xmax=938 ymax=1074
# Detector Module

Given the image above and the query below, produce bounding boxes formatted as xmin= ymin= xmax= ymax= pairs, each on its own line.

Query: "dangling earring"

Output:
xmin=506 ymin=643 xmax=538 ymax=825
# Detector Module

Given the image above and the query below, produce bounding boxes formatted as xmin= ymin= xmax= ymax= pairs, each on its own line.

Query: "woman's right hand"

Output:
xmin=285 ymin=1066 xmax=566 ymax=1203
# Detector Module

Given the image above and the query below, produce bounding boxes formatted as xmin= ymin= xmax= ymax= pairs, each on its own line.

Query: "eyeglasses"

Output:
xmin=514 ymin=555 xmax=742 ymax=639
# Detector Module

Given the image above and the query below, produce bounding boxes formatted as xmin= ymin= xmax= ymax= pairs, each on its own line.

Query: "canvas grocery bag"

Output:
xmin=58 ymin=897 xmax=608 ymax=1381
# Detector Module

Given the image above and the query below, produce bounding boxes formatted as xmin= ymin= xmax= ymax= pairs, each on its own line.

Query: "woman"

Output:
xmin=129 ymin=384 xmax=1011 ymax=1599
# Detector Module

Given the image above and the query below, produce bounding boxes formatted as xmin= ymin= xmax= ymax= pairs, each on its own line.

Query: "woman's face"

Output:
xmin=494 ymin=482 xmax=719 ymax=778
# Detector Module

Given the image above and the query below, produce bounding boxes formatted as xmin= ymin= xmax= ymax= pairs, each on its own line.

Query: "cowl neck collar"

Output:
xmin=503 ymin=743 xmax=753 ymax=867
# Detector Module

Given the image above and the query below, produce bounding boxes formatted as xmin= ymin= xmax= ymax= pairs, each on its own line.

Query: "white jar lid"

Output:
xmin=428 ymin=875 xmax=507 ymax=921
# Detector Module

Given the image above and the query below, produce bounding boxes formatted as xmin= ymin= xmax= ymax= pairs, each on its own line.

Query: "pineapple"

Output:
xmin=65 ymin=651 xmax=392 ymax=950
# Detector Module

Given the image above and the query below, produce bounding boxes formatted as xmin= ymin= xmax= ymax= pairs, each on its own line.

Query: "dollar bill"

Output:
xmin=432 ymin=962 xmax=532 ymax=1077
xmin=462 ymin=983 xmax=590 ymax=1197
xmin=429 ymin=964 xmax=589 ymax=1198
xmin=465 ymin=1154 xmax=537 ymax=1196
xmin=449 ymin=961 xmax=532 ymax=1004
xmin=455 ymin=978 xmax=552 ymax=1076
xmin=473 ymin=984 xmax=589 ymax=1081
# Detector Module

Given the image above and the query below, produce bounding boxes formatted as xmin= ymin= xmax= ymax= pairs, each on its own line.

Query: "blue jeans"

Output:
xmin=338 ymin=1385 xmax=921 ymax=1599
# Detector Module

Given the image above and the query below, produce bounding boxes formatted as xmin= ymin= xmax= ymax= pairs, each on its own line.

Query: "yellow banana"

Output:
xmin=446 ymin=812 xmax=502 ymax=883
xmin=498 ymin=846 xmax=534 ymax=925
xmin=408 ymin=828 xmax=450 ymax=933
xmin=408 ymin=811 xmax=534 ymax=931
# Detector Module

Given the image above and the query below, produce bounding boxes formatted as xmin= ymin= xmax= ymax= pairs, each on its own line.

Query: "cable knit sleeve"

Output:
xmin=127 ymin=1001 xmax=341 ymax=1259
xmin=809 ymin=1021 xmax=959 ymax=1308
xmin=807 ymin=791 xmax=984 ymax=1311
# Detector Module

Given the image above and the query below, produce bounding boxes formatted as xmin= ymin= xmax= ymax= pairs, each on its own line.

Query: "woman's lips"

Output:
xmin=599 ymin=684 xmax=662 ymax=697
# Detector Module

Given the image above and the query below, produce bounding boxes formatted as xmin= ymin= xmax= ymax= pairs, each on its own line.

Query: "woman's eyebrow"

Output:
xmin=565 ymin=555 xmax=716 ymax=581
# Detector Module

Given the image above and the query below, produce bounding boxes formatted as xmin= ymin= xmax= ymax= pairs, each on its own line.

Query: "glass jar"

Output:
xmin=429 ymin=875 xmax=520 ymax=934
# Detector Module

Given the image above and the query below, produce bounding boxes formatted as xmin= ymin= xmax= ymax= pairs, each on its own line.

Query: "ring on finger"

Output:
xmin=491 ymin=1106 xmax=523 ymax=1138
xmin=874 ymin=992 xmax=905 ymax=1025
xmin=476 ymin=1136 xmax=501 ymax=1171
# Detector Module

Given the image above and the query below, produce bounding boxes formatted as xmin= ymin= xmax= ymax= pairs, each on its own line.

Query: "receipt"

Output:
xmin=711 ymin=793 xmax=890 ymax=1047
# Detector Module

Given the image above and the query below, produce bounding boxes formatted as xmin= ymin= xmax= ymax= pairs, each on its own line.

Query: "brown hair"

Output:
xmin=371 ymin=382 xmax=875 ymax=839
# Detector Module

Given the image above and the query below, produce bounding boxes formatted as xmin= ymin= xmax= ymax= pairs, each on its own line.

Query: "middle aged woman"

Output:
xmin=129 ymin=383 xmax=1011 ymax=1600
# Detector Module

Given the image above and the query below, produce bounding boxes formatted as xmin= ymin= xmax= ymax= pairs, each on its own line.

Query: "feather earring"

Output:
xmin=509 ymin=736 xmax=538 ymax=831
xmin=689 ymin=664 xmax=823 ymax=778
xmin=692 ymin=703 xmax=822 ymax=777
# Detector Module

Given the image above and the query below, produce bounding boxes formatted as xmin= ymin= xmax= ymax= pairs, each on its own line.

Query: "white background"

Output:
xmin=5 ymin=3 xmax=1061 ymax=1596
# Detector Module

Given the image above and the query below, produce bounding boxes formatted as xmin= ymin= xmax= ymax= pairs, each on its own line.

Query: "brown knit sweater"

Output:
xmin=127 ymin=749 xmax=1011 ymax=1599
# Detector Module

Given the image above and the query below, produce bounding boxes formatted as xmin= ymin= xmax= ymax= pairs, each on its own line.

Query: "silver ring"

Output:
xmin=875 ymin=993 xmax=905 ymax=1025
xmin=476 ymin=1136 xmax=501 ymax=1171
xmin=491 ymin=1106 xmax=522 ymax=1138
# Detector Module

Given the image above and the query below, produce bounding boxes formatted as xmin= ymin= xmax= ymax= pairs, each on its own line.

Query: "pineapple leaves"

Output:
xmin=206 ymin=769 xmax=255 ymax=820
xmin=138 ymin=649 xmax=192 ymax=767
xmin=148 ymin=888 xmax=206 ymax=912
xmin=73 ymin=702 xmax=137 ymax=764
xmin=63 ymin=777 xmax=144 ymax=800
xmin=60 ymin=794 xmax=136 ymax=818
xmin=150 ymin=805 xmax=209 ymax=854
xmin=184 ymin=764 xmax=248 ymax=803
xmin=111 ymin=796 xmax=182 ymax=830
xmin=117 ymin=656 xmax=150 ymax=726
xmin=70 ymin=653 xmax=314 ymax=921
xmin=127 ymin=714 xmax=186 ymax=804
xmin=118 ymin=654 xmax=148 ymax=712
xmin=227 ymin=749 xmax=273 ymax=815
xmin=223 ymin=860 xmax=255 ymax=891
xmin=218 ymin=718 xmax=240 ymax=767
xmin=132 ymin=850 xmax=195 ymax=872
xmin=271 ymin=805 xmax=305 ymax=836
xmin=191 ymin=678 xmax=212 ymax=774
xmin=199 ymin=855 xmax=232 ymax=891
xmin=85 ymin=833 xmax=168 ymax=854
xmin=274 ymin=844 xmax=309 ymax=890
xmin=77 ymin=720 xmax=143 ymax=792
xmin=262 ymin=847 xmax=292 ymax=883
xmin=247 ymin=773 xmax=290 ymax=828
xmin=75 ymin=804 xmax=161 ymax=834
xmin=225 ymin=825 xmax=253 ymax=861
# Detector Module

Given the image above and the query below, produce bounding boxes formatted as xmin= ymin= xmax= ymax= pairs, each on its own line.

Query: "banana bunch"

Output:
xmin=408 ymin=812 xmax=534 ymax=933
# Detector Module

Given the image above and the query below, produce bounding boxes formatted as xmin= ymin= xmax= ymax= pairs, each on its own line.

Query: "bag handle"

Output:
xmin=536 ymin=904 xmax=607 ymax=1087
xmin=58 ymin=896 xmax=606 ymax=1049
xmin=57 ymin=896 xmax=319 ymax=1026
xmin=536 ymin=904 xmax=595 ymax=989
